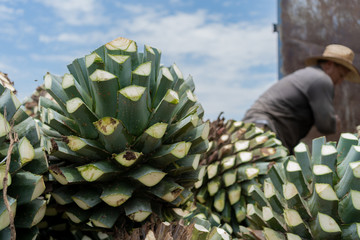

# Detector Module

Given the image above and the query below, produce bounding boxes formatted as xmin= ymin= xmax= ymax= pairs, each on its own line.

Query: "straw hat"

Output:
xmin=305 ymin=44 xmax=360 ymax=83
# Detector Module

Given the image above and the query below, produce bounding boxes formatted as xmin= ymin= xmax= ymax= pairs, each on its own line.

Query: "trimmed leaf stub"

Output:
xmin=108 ymin=54 xmax=130 ymax=64
xmin=100 ymin=182 xmax=134 ymax=207
xmin=77 ymin=164 xmax=104 ymax=182
xmin=124 ymin=198 xmax=152 ymax=222
xmin=172 ymin=142 xmax=192 ymax=158
xmin=62 ymin=73 xmax=76 ymax=89
xmin=315 ymin=183 xmax=338 ymax=201
xmin=145 ymin=123 xmax=168 ymax=139
xmin=0 ymin=113 xmax=10 ymax=138
xmin=119 ymin=85 xmax=146 ymax=101
xmin=19 ymin=137 xmax=35 ymax=164
xmin=284 ymin=209 xmax=303 ymax=227
xmin=106 ymin=37 xmax=137 ymax=52
xmin=0 ymin=165 xmax=11 ymax=190
xmin=90 ymin=69 xmax=117 ymax=82
xmin=66 ymin=98 xmax=84 ymax=113
xmin=129 ymin=165 xmax=166 ymax=187
xmin=114 ymin=150 xmax=142 ymax=167
xmin=85 ymin=52 xmax=103 ymax=67
xmin=319 ymin=213 xmax=341 ymax=231
xmin=133 ymin=62 xmax=151 ymax=76
xmin=164 ymin=90 xmax=179 ymax=104
xmin=66 ymin=136 xmax=86 ymax=151
xmin=94 ymin=117 xmax=120 ymax=135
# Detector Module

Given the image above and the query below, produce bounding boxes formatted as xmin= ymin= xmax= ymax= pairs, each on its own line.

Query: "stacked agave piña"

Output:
xmin=39 ymin=37 xmax=209 ymax=232
xmin=0 ymin=79 xmax=48 ymax=239
xmin=189 ymin=115 xmax=288 ymax=237
xmin=240 ymin=133 xmax=360 ymax=240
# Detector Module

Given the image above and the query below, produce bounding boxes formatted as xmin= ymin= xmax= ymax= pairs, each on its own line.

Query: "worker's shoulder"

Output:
xmin=292 ymin=66 xmax=332 ymax=86
xmin=292 ymin=66 xmax=326 ymax=78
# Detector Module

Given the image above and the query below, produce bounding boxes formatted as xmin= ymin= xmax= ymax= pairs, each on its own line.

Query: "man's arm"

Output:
xmin=307 ymin=78 xmax=336 ymax=134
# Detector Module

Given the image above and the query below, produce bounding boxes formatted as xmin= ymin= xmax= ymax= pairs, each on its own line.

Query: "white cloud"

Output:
xmin=0 ymin=61 xmax=17 ymax=74
xmin=39 ymin=32 xmax=107 ymax=44
xmin=0 ymin=4 xmax=23 ymax=20
xmin=36 ymin=0 xmax=108 ymax=26
xmin=1 ymin=23 xmax=19 ymax=36
xmin=0 ymin=3 xmax=33 ymax=43
xmin=30 ymin=54 xmax=75 ymax=63
xmin=36 ymin=3 xmax=277 ymax=120
xmin=168 ymin=0 xmax=194 ymax=7
xmin=169 ymin=0 xmax=182 ymax=4
xmin=222 ymin=1 xmax=239 ymax=7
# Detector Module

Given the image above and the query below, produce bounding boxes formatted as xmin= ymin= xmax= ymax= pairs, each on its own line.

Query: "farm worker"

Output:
xmin=242 ymin=44 xmax=360 ymax=152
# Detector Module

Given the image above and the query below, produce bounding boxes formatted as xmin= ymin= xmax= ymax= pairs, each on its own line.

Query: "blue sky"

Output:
xmin=0 ymin=0 xmax=278 ymax=121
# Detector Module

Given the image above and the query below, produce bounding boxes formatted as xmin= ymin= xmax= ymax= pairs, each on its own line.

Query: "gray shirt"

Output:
xmin=243 ymin=66 xmax=336 ymax=150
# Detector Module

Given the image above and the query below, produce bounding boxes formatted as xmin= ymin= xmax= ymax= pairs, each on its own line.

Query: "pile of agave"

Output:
xmin=1 ymin=36 xmax=360 ymax=240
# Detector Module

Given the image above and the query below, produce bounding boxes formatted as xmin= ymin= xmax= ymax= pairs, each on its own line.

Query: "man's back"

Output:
xmin=243 ymin=66 xmax=336 ymax=150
